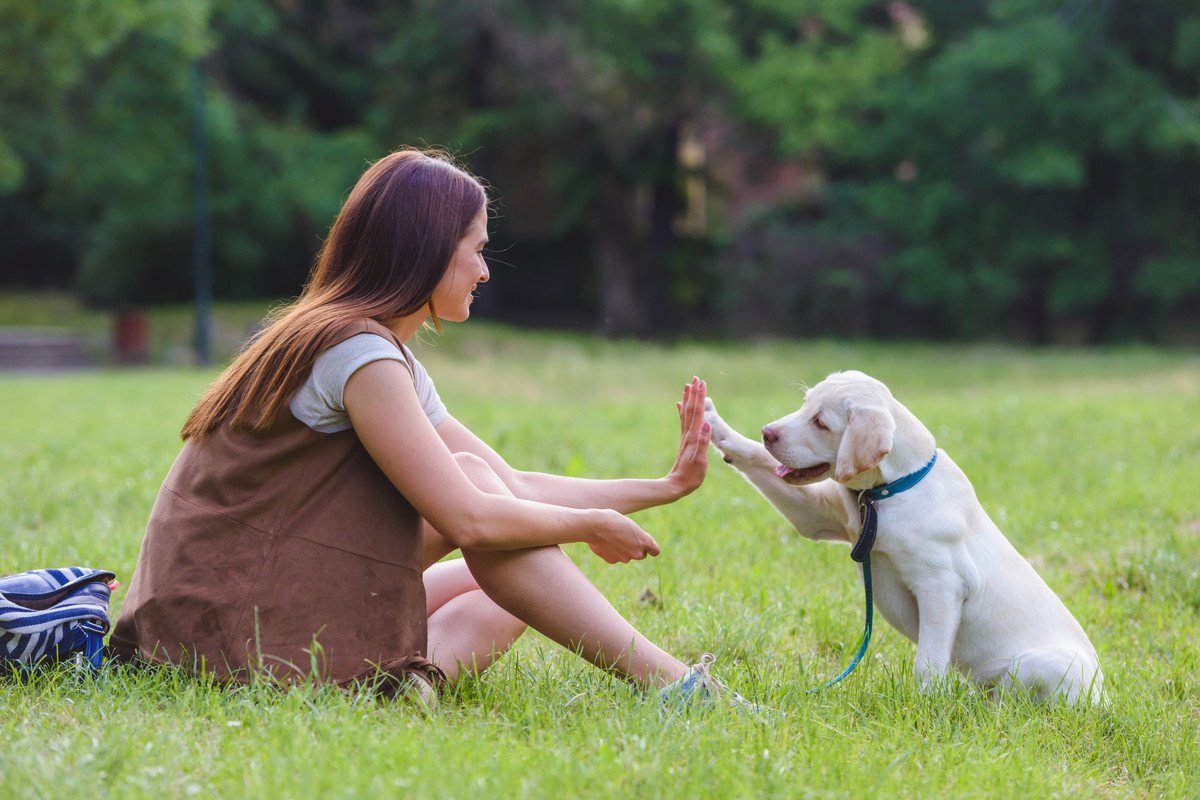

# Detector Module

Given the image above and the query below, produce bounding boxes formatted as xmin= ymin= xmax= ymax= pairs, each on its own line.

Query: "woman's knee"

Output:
xmin=452 ymin=452 xmax=511 ymax=495
xmin=421 ymin=455 xmax=511 ymax=568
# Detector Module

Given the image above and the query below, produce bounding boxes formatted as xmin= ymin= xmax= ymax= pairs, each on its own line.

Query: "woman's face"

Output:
xmin=433 ymin=210 xmax=489 ymax=322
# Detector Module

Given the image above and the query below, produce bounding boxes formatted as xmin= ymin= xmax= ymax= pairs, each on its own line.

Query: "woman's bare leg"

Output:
xmin=423 ymin=453 xmax=688 ymax=689
xmin=462 ymin=545 xmax=687 ymax=688
xmin=425 ymin=559 xmax=527 ymax=682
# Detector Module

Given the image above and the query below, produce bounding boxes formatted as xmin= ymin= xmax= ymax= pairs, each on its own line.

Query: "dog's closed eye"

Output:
xmin=812 ymin=415 xmax=829 ymax=431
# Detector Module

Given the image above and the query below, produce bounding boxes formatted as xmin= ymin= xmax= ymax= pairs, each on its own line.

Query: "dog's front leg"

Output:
xmin=703 ymin=398 xmax=777 ymax=472
xmin=705 ymin=399 xmax=851 ymax=542
xmin=911 ymin=581 xmax=965 ymax=690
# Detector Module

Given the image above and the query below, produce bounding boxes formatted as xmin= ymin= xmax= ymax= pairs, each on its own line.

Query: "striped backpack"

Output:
xmin=0 ymin=567 xmax=116 ymax=671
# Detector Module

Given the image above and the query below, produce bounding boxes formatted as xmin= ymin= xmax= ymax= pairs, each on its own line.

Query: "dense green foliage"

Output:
xmin=3 ymin=322 xmax=1199 ymax=796
xmin=853 ymin=0 xmax=1200 ymax=342
xmin=1 ymin=1 xmax=1197 ymax=340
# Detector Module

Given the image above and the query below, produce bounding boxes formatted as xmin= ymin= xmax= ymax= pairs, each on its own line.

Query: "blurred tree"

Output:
xmin=1 ymin=0 xmax=1197 ymax=341
xmin=464 ymin=0 xmax=733 ymax=334
xmin=0 ymin=0 xmax=210 ymax=301
xmin=846 ymin=0 xmax=1200 ymax=341
xmin=393 ymin=0 xmax=908 ymax=334
xmin=0 ymin=0 xmax=378 ymax=305
xmin=677 ymin=0 xmax=910 ymax=338
xmin=195 ymin=0 xmax=904 ymax=334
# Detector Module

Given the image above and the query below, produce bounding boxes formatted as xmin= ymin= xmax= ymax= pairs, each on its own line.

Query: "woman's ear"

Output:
xmin=834 ymin=404 xmax=895 ymax=483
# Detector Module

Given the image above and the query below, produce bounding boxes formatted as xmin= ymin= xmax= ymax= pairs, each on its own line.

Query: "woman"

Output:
xmin=111 ymin=148 xmax=738 ymax=705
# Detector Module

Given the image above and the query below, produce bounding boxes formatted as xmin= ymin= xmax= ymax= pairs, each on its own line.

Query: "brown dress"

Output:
xmin=110 ymin=319 xmax=441 ymax=693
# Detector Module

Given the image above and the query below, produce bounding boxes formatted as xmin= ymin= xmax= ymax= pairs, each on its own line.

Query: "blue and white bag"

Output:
xmin=0 ymin=567 xmax=116 ymax=671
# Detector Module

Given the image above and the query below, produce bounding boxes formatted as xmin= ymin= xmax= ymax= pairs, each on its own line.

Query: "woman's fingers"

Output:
xmin=679 ymin=382 xmax=691 ymax=434
xmin=682 ymin=377 xmax=707 ymax=439
xmin=678 ymin=377 xmax=698 ymax=429
xmin=590 ymin=512 xmax=660 ymax=564
xmin=666 ymin=376 xmax=710 ymax=497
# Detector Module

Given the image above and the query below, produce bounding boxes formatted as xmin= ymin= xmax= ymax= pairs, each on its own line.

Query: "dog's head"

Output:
xmin=762 ymin=371 xmax=897 ymax=488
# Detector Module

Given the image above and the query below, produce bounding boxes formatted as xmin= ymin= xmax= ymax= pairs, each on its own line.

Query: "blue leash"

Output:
xmin=807 ymin=452 xmax=937 ymax=693
xmin=807 ymin=555 xmax=874 ymax=693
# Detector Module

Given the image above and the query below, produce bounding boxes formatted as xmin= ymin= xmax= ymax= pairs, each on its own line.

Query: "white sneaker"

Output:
xmin=659 ymin=653 xmax=766 ymax=714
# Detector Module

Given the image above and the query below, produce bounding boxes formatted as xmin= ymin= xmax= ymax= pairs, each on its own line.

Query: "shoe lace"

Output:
xmin=691 ymin=653 xmax=727 ymax=698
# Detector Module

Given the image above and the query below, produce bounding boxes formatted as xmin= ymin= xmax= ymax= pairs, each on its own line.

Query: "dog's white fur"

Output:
xmin=705 ymin=370 xmax=1103 ymax=703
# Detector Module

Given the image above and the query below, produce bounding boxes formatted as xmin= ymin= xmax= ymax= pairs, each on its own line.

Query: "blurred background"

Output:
xmin=1 ymin=0 xmax=1198 ymax=365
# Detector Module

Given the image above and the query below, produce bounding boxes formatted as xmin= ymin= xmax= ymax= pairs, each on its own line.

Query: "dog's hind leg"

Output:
xmin=995 ymin=647 xmax=1104 ymax=704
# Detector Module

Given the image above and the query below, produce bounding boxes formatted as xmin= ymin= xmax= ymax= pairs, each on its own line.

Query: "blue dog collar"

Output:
xmin=851 ymin=450 xmax=938 ymax=563
xmin=863 ymin=451 xmax=939 ymax=502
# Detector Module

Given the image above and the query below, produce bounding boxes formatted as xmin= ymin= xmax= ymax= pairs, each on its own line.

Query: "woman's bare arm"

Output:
xmin=344 ymin=359 xmax=659 ymax=563
xmin=434 ymin=378 xmax=711 ymax=513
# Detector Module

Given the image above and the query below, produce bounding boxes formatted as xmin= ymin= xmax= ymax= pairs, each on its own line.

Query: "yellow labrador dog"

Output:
xmin=704 ymin=370 xmax=1103 ymax=703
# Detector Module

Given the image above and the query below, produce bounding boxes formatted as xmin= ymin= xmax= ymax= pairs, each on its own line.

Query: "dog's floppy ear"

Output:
xmin=834 ymin=403 xmax=895 ymax=483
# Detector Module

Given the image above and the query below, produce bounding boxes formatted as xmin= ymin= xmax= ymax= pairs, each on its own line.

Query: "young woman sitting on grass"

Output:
xmin=111 ymin=148 xmax=749 ymax=708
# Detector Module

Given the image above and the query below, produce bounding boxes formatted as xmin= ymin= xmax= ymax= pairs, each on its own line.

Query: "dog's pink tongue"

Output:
xmin=774 ymin=464 xmax=797 ymax=479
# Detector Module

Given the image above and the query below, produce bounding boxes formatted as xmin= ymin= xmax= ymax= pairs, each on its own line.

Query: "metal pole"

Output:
xmin=191 ymin=58 xmax=212 ymax=366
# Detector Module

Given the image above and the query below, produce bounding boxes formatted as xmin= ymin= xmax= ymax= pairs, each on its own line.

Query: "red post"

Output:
xmin=114 ymin=311 xmax=148 ymax=364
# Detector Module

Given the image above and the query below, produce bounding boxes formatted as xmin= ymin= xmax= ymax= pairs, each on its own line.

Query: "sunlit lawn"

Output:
xmin=2 ymin=320 xmax=1198 ymax=798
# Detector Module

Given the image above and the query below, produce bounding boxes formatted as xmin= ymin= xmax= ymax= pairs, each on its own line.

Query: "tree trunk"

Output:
xmin=595 ymin=181 xmax=644 ymax=335
xmin=1022 ymin=266 xmax=1052 ymax=345
xmin=638 ymin=123 xmax=684 ymax=334
xmin=593 ymin=123 xmax=684 ymax=336
xmin=1088 ymin=244 xmax=1142 ymax=344
xmin=595 ymin=232 xmax=644 ymax=335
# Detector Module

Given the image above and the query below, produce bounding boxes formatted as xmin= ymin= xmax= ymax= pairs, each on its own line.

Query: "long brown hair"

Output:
xmin=182 ymin=148 xmax=487 ymax=440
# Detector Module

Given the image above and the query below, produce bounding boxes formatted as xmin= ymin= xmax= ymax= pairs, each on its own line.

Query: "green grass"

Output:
xmin=2 ymin=318 xmax=1199 ymax=798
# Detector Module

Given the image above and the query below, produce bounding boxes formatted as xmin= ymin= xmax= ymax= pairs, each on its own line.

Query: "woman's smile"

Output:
xmin=434 ymin=210 xmax=490 ymax=322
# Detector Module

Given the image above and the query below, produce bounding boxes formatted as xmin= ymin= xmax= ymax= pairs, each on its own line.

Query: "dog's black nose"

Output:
xmin=761 ymin=426 xmax=778 ymax=444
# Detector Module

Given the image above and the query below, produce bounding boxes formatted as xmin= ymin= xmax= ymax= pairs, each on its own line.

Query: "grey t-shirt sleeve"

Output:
xmin=404 ymin=352 xmax=448 ymax=427
xmin=289 ymin=333 xmax=448 ymax=433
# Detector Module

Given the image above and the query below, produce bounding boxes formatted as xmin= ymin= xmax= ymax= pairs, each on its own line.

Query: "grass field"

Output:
xmin=2 ymin=318 xmax=1199 ymax=798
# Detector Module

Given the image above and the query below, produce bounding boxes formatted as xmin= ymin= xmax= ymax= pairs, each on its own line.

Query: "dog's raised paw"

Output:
xmin=701 ymin=398 xmax=750 ymax=464
xmin=703 ymin=398 xmax=725 ymax=431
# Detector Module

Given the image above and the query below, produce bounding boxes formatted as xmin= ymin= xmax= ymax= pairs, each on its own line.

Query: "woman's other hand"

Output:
xmin=586 ymin=510 xmax=661 ymax=564
xmin=665 ymin=376 xmax=711 ymax=498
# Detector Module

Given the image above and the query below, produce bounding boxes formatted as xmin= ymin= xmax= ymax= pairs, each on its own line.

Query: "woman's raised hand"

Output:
xmin=665 ymin=376 xmax=712 ymax=498
xmin=586 ymin=509 xmax=661 ymax=564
